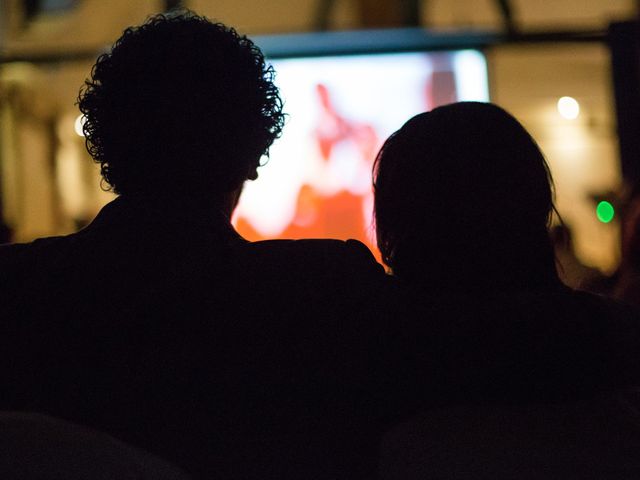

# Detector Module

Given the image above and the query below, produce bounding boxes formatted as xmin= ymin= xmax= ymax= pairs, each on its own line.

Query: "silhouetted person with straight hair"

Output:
xmin=0 ymin=11 xmax=405 ymax=479
xmin=374 ymin=102 xmax=557 ymax=293
xmin=372 ymin=102 xmax=640 ymax=479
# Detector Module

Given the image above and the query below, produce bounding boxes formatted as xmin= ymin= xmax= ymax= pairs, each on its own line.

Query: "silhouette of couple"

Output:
xmin=2 ymin=12 xmax=640 ymax=480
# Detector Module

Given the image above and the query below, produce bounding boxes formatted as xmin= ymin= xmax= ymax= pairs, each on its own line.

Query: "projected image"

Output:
xmin=233 ymin=50 xmax=489 ymax=256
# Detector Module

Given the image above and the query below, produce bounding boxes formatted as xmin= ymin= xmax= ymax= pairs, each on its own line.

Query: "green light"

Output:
xmin=596 ymin=201 xmax=615 ymax=223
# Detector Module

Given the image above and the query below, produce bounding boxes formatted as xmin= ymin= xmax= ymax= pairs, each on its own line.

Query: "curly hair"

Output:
xmin=78 ymin=11 xmax=284 ymax=197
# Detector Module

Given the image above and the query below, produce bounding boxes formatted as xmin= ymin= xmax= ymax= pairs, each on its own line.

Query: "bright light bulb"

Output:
xmin=74 ymin=115 xmax=86 ymax=137
xmin=557 ymin=96 xmax=580 ymax=120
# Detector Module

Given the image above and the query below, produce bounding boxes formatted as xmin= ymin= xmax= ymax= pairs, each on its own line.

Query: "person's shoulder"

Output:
xmin=248 ymin=237 xmax=372 ymax=255
xmin=235 ymin=238 xmax=389 ymax=315
xmin=0 ymin=241 xmax=29 ymax=264
xmin=0 ymin=237 xmax=70 ymax=319
xmin=0 ymin=238 xmax=49 ymax=272
xmin=548 ymin=288 xmax=640 ymax=391
xmin=0 ymin=242 xmax=29 ymax=293
xmin=0 ymin=235 xmax=74 ymax=272
xmin=551 ymin=287 xmax=640 ymax=325
xmin=244 ymin=238 xmax=385 ymax=276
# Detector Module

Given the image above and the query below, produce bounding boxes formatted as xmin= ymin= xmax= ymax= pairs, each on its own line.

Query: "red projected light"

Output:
xmin=233 ymin=51 xmax=489 ymax=258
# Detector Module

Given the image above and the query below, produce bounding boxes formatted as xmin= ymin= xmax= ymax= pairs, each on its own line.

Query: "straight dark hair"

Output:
xmin=373 ymin=102 xmax=559 ymax=291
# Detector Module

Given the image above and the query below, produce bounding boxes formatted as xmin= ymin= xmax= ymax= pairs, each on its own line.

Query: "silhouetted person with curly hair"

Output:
xmin=78 ymin=12 xmax=283 ymax=212
xmin=0 ymin=12 xmax=394 ymax=480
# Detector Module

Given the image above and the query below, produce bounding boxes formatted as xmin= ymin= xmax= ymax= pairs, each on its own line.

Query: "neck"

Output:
xmin=121 ymin=191 xmax=237 ymax=223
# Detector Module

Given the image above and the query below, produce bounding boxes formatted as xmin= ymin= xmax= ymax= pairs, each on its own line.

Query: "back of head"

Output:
xmin=79 ymin=11 xmax=284 ymax=201
xmin=373 ymin=102 xmax=558 ymax=291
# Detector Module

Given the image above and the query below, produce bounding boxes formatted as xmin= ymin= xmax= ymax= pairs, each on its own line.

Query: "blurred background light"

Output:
xmin=596 ymin=200 xmax=615 ymax=223
xmin=557 ymin=96 xmax=580 ymax=120
xmin=74 ymin=115 xmax=86 ymax=137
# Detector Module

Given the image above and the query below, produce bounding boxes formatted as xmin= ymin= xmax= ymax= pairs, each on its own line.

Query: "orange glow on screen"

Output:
xmin=233 ymin=51 xmax=489 ymax=260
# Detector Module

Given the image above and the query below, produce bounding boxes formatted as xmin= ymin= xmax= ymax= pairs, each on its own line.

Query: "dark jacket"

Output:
xmin=0 ymin=196 xmax=391 ymax=479
xmin=378 ymin=282 xmax=640 ymax=479
xmin=381 ymin=284 xmax=640 ymax=406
